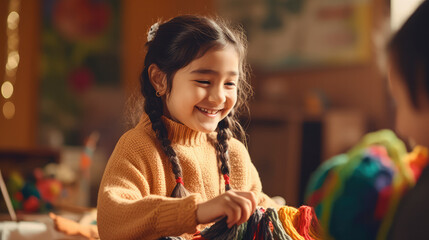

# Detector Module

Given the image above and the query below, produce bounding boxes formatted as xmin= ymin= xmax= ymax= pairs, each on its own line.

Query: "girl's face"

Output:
xmin=388 ymin=58 xmax=429 ymax=147
xmin=164 ymin=45 xmax=239 ymax=133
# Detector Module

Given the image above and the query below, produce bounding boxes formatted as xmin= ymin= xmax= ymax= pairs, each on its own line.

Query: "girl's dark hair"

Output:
xmin=388 ymin=0 xmax=429 ymax=108
xmin=140 ymin=15 xmax=252 ymax=197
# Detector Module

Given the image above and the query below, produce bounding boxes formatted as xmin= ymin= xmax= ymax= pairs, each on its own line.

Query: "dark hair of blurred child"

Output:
xmin=387 ymin=0 xmax=429 ymax=238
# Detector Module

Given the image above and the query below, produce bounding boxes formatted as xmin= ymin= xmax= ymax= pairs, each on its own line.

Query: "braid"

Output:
xmin=216 ymin=113 xmax=234 ymax=191
xmin=141 ymin=67 xmax=189 ymax=198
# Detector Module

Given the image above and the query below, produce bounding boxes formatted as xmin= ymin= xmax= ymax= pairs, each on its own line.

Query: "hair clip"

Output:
xmin=147 ymin=22 xmax=160 ymax=42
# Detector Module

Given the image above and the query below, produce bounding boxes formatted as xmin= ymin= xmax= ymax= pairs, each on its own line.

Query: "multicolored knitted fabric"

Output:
xmin=305 ymin=129 xmax=428 ymax=240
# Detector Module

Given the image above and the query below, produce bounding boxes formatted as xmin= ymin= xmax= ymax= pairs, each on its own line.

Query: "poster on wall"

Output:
xmin=39 ymin=0 xmax=122 ymax=147
xmin=218 ymin=0 xmax=372 ymax=70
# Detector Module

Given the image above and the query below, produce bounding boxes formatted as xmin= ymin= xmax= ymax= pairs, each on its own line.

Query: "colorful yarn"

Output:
xmin=188 ymin=206 xmax=321 ymax=240
xmin=376 ymin=146 xmax=428 ymax=240
xmin=198 ymin=217 xmax=240 ymax=240
xmin=278 ymin=206 xmax=321 ymax=240
xmin=266 ymin=208 xmax=292 ymax=240
xmin=305 ymin=129 xmax=429 ymax=240
xmin=296 ymin=206 xmax=322 ymax=240
xmin=405 ymin=146 xmax=428 ymax=180
xmin=257 ymin=211 xmax=274 ymax=240
xmin=329 ymin=152 xmax=392 ymax=239
xmin=243 ymin=207 xmax=263 ymax=239
xmin=236 ymin=220 xmax=247 ymax=240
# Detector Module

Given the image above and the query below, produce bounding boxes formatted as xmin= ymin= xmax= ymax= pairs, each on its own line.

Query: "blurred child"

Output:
xmin=304 ymin=2 xmax=429 ymax=239
xmin=387 ymin=0 xmax=429 ymax=238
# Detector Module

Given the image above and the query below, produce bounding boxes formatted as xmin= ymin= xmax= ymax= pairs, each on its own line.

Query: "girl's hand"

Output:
xmin=196 ymin=190 xmax=257 ymax=228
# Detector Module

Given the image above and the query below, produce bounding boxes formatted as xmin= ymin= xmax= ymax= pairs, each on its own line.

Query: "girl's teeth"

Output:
xmin=199 ymin=107 xmax=218 ymax=114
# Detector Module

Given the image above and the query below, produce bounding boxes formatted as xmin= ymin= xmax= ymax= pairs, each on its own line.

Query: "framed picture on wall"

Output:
xmin=218 ymin=0 xmax=372 ymax=70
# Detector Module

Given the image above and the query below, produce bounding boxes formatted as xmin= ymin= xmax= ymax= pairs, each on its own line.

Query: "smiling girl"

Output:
xmin=96 ymin=15 xmax=278 ymax=239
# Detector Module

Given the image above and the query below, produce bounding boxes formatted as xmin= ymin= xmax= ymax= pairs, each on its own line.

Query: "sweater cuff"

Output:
xmin=156 ymin=193 xmax=202 ymax=236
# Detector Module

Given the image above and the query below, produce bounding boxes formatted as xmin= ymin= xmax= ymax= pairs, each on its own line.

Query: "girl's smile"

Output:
xmin=195 ymin=106 xmax=222 ymax=117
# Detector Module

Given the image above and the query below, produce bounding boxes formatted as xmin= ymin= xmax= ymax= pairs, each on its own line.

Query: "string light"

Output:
xmin=2 ymin=0 xmax=21 ymax=119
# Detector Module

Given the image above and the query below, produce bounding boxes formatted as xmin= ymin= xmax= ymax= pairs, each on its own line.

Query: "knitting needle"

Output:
xmin=0 ymin=170 xmax=17 ymax=221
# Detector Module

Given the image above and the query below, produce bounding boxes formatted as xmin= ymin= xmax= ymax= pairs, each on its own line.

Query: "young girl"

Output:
xmin=387 ymin=1 xmax=429 ymax=238
xmin=96 ymin=15 xmax=278 ymax=239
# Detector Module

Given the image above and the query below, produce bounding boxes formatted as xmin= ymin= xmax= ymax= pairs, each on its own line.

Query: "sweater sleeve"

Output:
xmin=97 ymin=134 xmax=202 ymax=240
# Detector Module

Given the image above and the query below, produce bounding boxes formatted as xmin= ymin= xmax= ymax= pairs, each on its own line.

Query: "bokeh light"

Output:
xmin=7 ymin=11 xmax=20 ymax=30
xmin=1 ymin=81 xmax=14 ymax=99
xmin=3 ymin=101 xmax=15 ymax=119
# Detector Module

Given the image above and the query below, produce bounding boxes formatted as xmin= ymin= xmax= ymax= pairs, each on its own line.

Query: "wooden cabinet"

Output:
xmin=246 ymin=103 xmax=303 ymax=206
xmin=247 ymin=102 xmax=367 ymax=206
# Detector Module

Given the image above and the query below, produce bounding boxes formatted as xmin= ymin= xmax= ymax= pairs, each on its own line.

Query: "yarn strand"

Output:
xmin=266 ymin=208 xmax=292 ymax=240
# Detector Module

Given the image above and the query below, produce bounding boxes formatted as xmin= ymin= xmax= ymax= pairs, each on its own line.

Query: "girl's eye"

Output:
xmin=225 ymin=82 xmax=236 ymax=86
xmin=195 ymin=80 xmax=210 ymax=85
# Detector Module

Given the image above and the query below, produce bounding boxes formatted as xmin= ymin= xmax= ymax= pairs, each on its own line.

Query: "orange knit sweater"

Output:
xmin=97 ymin=113 xmax=278 ymax=239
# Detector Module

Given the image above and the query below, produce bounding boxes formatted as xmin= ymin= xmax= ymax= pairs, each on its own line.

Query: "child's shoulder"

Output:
xmin=229 ymin=138 xmax=250 ymax=159
xmin=116 ymin=121 xmax=158 ymax=149
xmin=228 ymin=137 xmax=247 ymax=151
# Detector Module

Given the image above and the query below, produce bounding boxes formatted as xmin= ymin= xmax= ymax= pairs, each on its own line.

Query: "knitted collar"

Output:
xmin=140 ymin=112 xmax=207 ymax=146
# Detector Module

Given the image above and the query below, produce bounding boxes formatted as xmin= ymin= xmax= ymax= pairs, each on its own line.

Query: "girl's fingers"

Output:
xmin=228 ymin=194 xmax=252 ymax=225
xmin=233 ymin=191 xmax=257 ymax=213
xmin=224 ymin=198 xmax=241 ymax=228
xmin=224 ymin=191 xmax=256 ymax=227
xmin=196 ymin=190 xmax=259 ymax=227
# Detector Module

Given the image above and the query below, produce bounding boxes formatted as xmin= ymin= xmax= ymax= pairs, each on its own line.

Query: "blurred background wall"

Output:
xmin=0 ymin=0 xmax=418 ymax=209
